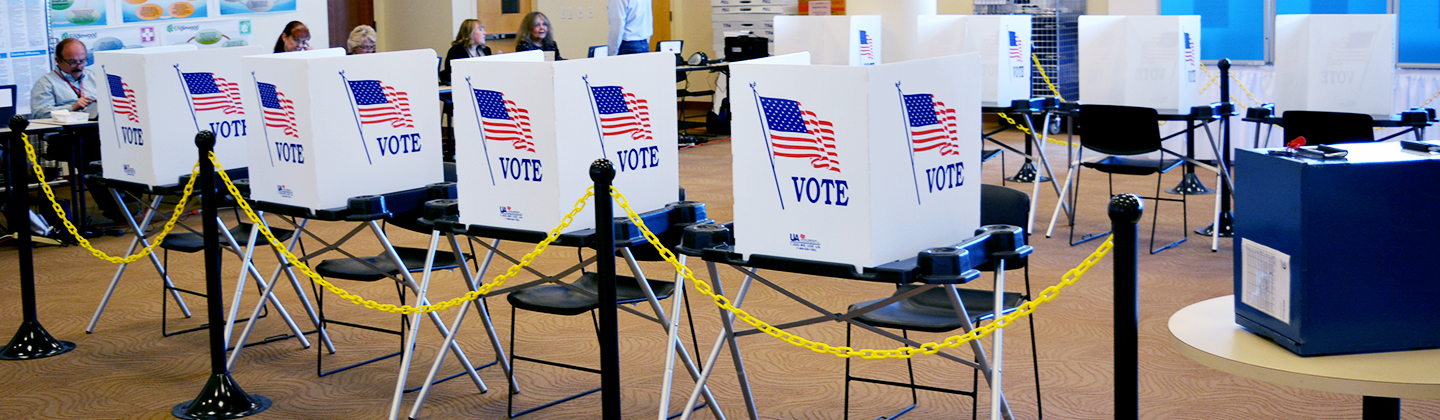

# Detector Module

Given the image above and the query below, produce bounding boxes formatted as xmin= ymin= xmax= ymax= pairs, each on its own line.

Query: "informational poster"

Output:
xmin=157 ymin=19 xmax=254 ymax=49
xmin=58 ymin=25 xmax=162 ymax=64
xmin=121 ymin=0 xmax=208 ymax=23
xmin=50 ymin=0 xmax=109 ymax=27
xmin=220 ymin=0 xmax=297 ymax=15
xmin=4 ymin=0 xmax=53 ymax=116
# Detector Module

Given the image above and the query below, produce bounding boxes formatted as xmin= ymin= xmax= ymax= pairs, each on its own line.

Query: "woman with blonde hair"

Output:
xmin=514 ymin=12 xmax=561 ymax=60
xmin=441 ymin=19 xmax=494 ymax=83
xmin=347 ymin=25 xmax=377 ymax=54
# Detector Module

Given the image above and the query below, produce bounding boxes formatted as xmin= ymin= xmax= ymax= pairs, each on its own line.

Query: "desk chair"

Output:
xmin=843 ymin=185 xmax=1041 ymax=420
xmin=1282 ymin=110 xmax=1375 ymax=146
xmin=1056 ymin=104 xmax=1187 ymax=254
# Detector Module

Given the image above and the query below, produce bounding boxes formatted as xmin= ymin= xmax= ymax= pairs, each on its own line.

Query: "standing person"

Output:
xmin=608 ymin=0 xmax=652 ymax=55
xmin=440 ymin=19 xmax=494 ymax=84
xmin=30 ymin=38 xmax=126 ymax=228
xmin=514 ymin=12 xmax=562 ymax=60
xmin=347 ymin=25 xmax=377 ymax=55
xmin=273 ymin=21 xmax=312 ymax=53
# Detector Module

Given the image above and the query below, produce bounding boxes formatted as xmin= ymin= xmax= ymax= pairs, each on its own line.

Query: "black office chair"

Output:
xmin=1281 ymin=110 xmax=1375 ymax=146
xmin=1062 ymin=104 xmax=1188 ymax=254
xmin=842 ymin=185 xmax=1041 ymax=420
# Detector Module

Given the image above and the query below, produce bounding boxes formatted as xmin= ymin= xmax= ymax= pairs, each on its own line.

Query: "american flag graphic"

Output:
xmin=182 ymin=72 xmax=244 ymax=115
xmin=348 ymin=79 xmax=414 ymax=128
xmin=1326 ymin=32 xmax=1374 ymax=66
xmin=760 ymin=96 xmax=840 ymax=172
xmin=903 ymin=93 xmax=960 ymax=156
xmin=107 ymin=74 xmax=139 ymax=123
xmin=1008 ymin=30 xmax=1024 ymax=62
xmin=859 ymin=30 xmax=874 ymax=62
xmin=257 ymin=82 xmax=299 ymax=138
xmin=1183 ymin=32 xmax=1196 ymax=66
xmin=474 ymin=89 xmax=535 ymax=152
xmin=590 ymin=85 xmax=651 ymax=141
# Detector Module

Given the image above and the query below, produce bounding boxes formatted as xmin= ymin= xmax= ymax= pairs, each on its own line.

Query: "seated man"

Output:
xmin=30 ymin=38 xmax=126 ymax=229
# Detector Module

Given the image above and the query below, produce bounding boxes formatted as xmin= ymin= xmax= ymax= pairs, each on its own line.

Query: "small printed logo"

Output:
xmin=276 ymin=184 xmax=293 ymax=199
xmin=122 ymin=164 xmax=136 ymax=176
xmin=499 ymin=206 xmax=523 ymax=222
xmin=788 ymin=233 xmax=821 ymax=252
xmin=140 ymin=27 xmax=156 ymax=43
xmin=240 ymin=21 xmax=252 ymax=35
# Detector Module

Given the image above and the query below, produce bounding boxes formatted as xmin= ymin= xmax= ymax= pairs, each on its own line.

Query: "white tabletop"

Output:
xmin=1169 ymin=296 xmax=1440 ymax=399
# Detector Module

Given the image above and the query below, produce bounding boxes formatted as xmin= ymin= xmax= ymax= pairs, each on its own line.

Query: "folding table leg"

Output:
xmin=942 ymin=286 xmax=1014 ymax=420
xmin=1045 ymin=165 xmax=1077 ymax=238
xmin=216 ymin=215 xmax=310 ymax=350
xmin=682 ymin=263 xmax=759 ymax=420
xmin=226 ymin=217 xmax=334 ymax=371
xmin=617 ymin=249 xmax=726 ymax=420
xmin=88 ymin=193 xmax=190 ymax=333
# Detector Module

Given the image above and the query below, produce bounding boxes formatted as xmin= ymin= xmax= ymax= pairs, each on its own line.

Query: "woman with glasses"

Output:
xmin=440 ymin=19 xmax=494 ymax=84
xmin=347 ymin=25 xmax=377 ymax=55
xmin=273 ymin=21 xmax=312 ymax=53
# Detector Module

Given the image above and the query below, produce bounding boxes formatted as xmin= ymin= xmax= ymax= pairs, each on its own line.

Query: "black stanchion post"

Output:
xmin=1109 ymin=193 xmax=1142 ymax=420
xmin=0 ymin=116 xmax=76 ymax=361
xmin=1215 ymin=59 xmax=1236 ymax=238
xmin=173 ymin=131 xmax=270 ymax=419
xmin=589 ymin=159 xmax=620 ymax=420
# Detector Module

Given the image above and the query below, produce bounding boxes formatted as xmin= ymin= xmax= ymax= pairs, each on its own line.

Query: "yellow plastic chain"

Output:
xmin=996 ymin=112 xmax=1073 ymax=148
xmin=999 ymin=54 xmax=1073 ymax=147
xmin=611 ymin=187 xmax=1115 ymax=360
xmin=19 ymin=132 xmax=197 ymax=263
xmin=210 ymin=152 xmax=590 ymax=315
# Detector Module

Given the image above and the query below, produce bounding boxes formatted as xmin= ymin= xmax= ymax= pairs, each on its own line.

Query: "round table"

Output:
xmin=1169 ymin=296 xmax=1440 ymax=419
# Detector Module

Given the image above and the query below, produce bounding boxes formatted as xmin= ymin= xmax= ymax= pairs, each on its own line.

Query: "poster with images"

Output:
xmin=158 ymin=19 xmax=254 ymax=49
xmin=220 ymin=0 xmax=298 ymax=15
xmin=122 ymin=0 xmax=208 ymax=23
xmin=51 ymin=0 xmax=109 ymax=27
xmin=58 ymin=25 xmax=162 ymax=64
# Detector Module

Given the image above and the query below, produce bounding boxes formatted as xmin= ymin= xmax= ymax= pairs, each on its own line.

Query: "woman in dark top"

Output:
xmin=514 ymin=12 xmax=561 ymax=60
xmin=273 ymin=21 xmax=312 ymax=53
xmin=440 ymin=19 xmax=494 ymax=84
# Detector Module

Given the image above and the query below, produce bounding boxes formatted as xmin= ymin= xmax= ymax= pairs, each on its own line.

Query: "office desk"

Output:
xmin=1169 ymin=296 xmax=1440 ymax=420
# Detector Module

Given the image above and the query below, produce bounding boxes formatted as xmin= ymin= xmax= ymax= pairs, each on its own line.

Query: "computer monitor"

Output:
xmin=588 ymin=45 xmax=609 ymax=58
xmin=657 ymin=40 xmax=683 ymax=55
xmin=0 ymin=85 xmax=14 ymax=123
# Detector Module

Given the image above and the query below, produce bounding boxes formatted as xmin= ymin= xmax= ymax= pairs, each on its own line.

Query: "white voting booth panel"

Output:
xmin=730 ymin=52 xmax=981 ymax=269
xmin=1274 ymin=14 xmax=1396 ymax=119
xmin=1079 ymin=15 xmax=1203 ymax=113
xmin=774 ymin=15 xmax=882 ymax=66
xmin=97 ymin=45 xmax=267 ymax=187
xmin=241 ymin=48 xmax=444 ymax=210
xmin=450 ymin=51 xmax=678 ymax=233
xmin=916 ymin=15 xmax=1031 ymax=107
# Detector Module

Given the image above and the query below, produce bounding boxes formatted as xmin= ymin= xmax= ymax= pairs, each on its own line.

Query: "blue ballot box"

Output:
xmin=1234 ymin=142 xmax=1440 ymax=356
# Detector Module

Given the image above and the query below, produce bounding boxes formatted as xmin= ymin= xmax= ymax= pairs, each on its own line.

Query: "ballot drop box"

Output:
xmin=774 ymin=15 xmax=882 ymax=66
xmin=1079 ymin=15 xmax=1203 ymax=113
xmin=1234 ymin=142 xmax=1440 ymax=356
xmin=729 ymin=52 xmax=981 ymax=269
xmin=97 ymin=44 xmax=267 ymax=187
xmin=915 ymin=15 xmax=1032 ymax=107
xmin=1274 ymin=14 xmax=1396 ymax=119
xmin=449 ymin=51 xmax=678 ymax=233
xmin=240 ymin=48 xmax=444 ymax=210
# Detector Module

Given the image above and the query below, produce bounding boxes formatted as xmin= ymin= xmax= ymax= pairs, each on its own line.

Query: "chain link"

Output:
xmin=18 ymin=133 xmax=197 ymax=263
xmin=613 ymin=186 xmax=1115 ymax=360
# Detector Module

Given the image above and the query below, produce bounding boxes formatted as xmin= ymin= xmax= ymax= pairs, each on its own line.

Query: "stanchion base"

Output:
xmin=172 ymin=373 xmax=271 ymax=419
xmin=1196 ymin=211 xmax=1235 ymax=238
xmin=0 ymin=320 xmax=76 ymax=360
xmin=1166 ymin=172 xmax=1215 ymax=195
xmin=1004 ymin=161 xmax=1050 ymax=183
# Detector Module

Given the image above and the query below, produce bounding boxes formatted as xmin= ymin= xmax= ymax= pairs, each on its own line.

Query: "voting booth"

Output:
xmin=450 ymin=51 xmax=678 ymax=233
xmin=1274 ymin=14 xmax=1396 ymax=119
xmin=240 ymin=48 xmax=444 ymax=210
xmin=916 ymin=15 xmax=1032 ymax=107
xmin=729 ymin=52 xmax=981 ymax=269
xmin=1079 ymin=15 xmax=1203 ymax=113
xmin=96 ymin=45 xmax=267 ymax=187
xmin=774 ymin=16 xmax=882 ymax=66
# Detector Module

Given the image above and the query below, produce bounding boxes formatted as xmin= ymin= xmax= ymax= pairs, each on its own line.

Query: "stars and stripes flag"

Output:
xmin=257 ymin=82 xmax=299 ymax=138
xmin=474 ymin=89 xmax=535 ymax=152
xmin=1008 ymin=30 xmax=1024 ymax=62
xmin=590 ymin=85 xmax=651 ymax=141
xmin=107 ymin=74 xmax=139 ymax=123
xmin=759 ymin=96 xmax=840 ymax=172
xmin=181 ymin=72 xmax=244 ymax=115
xmin=903 ymin=93 xmax=960 ymax=156
xmin=859 ymin=30 xmax=874 ymax=62
xmin=1183 ymin=32 xmax=1196 ymax=66
xmin=347 ymin=79 xmax=414 ymax=128
xmin=1326 ymin=32 xmax=1373 ymax=66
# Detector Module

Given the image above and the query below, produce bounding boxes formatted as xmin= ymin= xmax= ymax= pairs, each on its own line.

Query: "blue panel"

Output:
xmin=1399 ymin=0 xmax=1440 ymax=64
xmin=1277 ymin=0 xmax=1386 ymax=14
xmin=1163 ymin=0 xmax=1263 ymax=61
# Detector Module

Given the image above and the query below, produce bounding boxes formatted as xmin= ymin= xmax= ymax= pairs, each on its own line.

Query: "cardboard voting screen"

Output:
xmin=730 ymin=52 xmax=981 ymax=269
xmin=1274 ymin=14 xmax=1396 ymax=118
xmin=451 ymin=51 xmax=678 ymax=233
xmin=1079 ymin=15 xmax=1203 ymax=113
xmin=774 ymin=15 xmax=882 ymax=66
xmin=97 ymin=45 xmax=265 ymax=187
xmin=241 ymin=48 xmax=445 ymax=210
xmin=916 ymin=15 xmax=1031 ymax=106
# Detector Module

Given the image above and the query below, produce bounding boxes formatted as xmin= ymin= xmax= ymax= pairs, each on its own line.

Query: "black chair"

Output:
xmin=1281 ymin=110 xmax=1375 ymax=146
xmin=1062 ymin=104 xmax=1188 ymax=254
xmin=158 ymin=216 xmax=298 ymax=339
xmin=842 ymin=185 xmax=1041 ymax=420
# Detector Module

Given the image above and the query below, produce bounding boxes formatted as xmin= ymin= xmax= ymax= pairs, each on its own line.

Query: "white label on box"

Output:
xmin=809 ymin=1 xmax=831 ymax=15
xmin=1241 ymin=238 xmax=1292 ymax=325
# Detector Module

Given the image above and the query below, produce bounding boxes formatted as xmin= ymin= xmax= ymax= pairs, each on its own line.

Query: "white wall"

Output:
xmin=373 ymin=0 xmax=456 ymax=55
xmin=535 ymin=0 xmax=609 ymax=60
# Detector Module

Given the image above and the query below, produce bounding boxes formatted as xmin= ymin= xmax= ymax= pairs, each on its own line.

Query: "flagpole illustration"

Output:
xmin=339 ymin=71 xmax=374 ymax=165
xmin=582 ymin=75 xmax=609 ymax=158
xmin=466 ymin=77 xmax=496 ymax=186
xmin=252 ymin=72 xmax=274 ymax=167
xmin=101 ymin=65 xmax=123 ymax=149
xmin=751 ymin=82 xmax=785 ymax=210
xmin=897 ymin=82 xmax=922 ymax=205
xmin=173 ymin=65 xmax=202 ymax=133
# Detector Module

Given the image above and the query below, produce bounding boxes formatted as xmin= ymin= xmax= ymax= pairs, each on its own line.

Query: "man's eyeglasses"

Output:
xmin=60 ymin=59 xmax=85 ymax=67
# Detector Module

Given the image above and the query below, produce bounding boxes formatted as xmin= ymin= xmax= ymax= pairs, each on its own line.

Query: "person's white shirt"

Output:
xmin=607 ymin=0 xmax=653 ymax=55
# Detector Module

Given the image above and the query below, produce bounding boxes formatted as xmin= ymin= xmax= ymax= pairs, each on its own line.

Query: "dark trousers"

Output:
xmin=617 ymin=39 xmax=650 ymax=55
